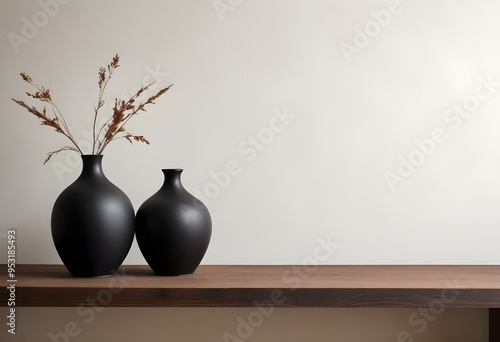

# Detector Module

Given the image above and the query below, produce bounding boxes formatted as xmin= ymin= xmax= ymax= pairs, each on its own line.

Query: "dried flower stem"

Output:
xmin=17 ymin=76 xmax=84 ymax=157
xmin=96 ymin=83 xmax=173 ymax=154
xmin=12 ymin=54 xmax=172 ymax=164
xmin=92 ymin=54 xmax=120 ymax=154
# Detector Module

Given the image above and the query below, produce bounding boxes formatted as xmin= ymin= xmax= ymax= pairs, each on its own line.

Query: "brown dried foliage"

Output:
xmin=97 ymin=83 xmax=173 ymax=154
xmin=12 ymin=54 xmax=172 ymax=164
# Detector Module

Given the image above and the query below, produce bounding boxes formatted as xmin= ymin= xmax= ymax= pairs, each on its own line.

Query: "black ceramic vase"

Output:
xmin=135 ymin=169 xmax=212 ymax=276
xmin=51 ymin=155 xmax=135 ymax=277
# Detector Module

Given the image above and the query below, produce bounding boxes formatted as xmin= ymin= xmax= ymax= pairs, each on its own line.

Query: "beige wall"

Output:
xmin=0 ymin=307 xmax=488 ymax=342
xmin=2 ymin=0 xmax=500 ymax=266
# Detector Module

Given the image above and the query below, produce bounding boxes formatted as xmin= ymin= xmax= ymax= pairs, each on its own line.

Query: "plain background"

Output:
xmin=1 ymin=0 xmax=498 ymax=341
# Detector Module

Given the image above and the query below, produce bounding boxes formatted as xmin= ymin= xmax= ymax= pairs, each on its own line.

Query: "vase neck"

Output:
xmin=161 ymin=169 xmax=183 ymax=190
xmin=80 ymin=155 xmax=104 ymax=177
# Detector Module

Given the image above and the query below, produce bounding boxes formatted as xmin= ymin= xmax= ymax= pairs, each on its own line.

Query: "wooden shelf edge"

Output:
xmin=2 ymin=264 xmax=500 ymax=308
xmin=5 ymin=288 xmax=500 ymax=308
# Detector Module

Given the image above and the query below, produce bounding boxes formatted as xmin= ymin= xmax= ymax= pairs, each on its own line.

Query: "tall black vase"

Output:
xmin=51 ymin=155 xmax=135 ymax=277
xmin=135 ymin=169 xmax=212 ymax=276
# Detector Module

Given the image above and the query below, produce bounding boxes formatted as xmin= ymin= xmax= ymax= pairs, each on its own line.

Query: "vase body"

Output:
xmin=135 ymin=169 xmax=212 ymax=276
xmin=51 ymin=155 xmax=135 ymax=277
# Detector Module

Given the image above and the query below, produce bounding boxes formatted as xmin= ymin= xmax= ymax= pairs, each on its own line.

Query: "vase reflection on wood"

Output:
xmin=135 ymin=169 xmax=212 ymax=276
xmin=51 ymin=155 xmax=135 ymax=277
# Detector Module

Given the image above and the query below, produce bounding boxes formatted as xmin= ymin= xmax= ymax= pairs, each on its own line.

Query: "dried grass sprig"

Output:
xmin=92 ymin=54 xmax=120 ymax=154
xmin=12 ymin=54 xmax=172 ymax=164
xmin=96 ymin=83 xmax=173 ymax=154
xmin=44 ymin=146 xmax=81 ymax=165
xmin=122 ymin=133 xmax=150 ymax=145
xmin=11 ymin=99 xmax=82 ymax=164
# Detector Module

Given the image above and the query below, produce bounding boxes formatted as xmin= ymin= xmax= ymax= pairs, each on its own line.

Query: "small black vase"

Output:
xmin=135 ymin=169 xmax=212 ymax=276
xmin=51 ymin=155 xmax=135 ymax=277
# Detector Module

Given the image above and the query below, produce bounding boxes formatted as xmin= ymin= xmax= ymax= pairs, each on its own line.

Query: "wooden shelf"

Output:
xmin=2 ymin=264 xmax=500 ymax=308
xmin=2 ymin=265 xmax=500 ymax=340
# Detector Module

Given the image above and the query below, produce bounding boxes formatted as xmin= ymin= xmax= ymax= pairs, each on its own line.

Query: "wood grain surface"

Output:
xmin=1 ymin=264 xmax=500 ymax=308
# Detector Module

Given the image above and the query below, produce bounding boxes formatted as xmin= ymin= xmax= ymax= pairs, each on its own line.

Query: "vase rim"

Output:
xmin=162 ymin=168 xmax=183 ymax=172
